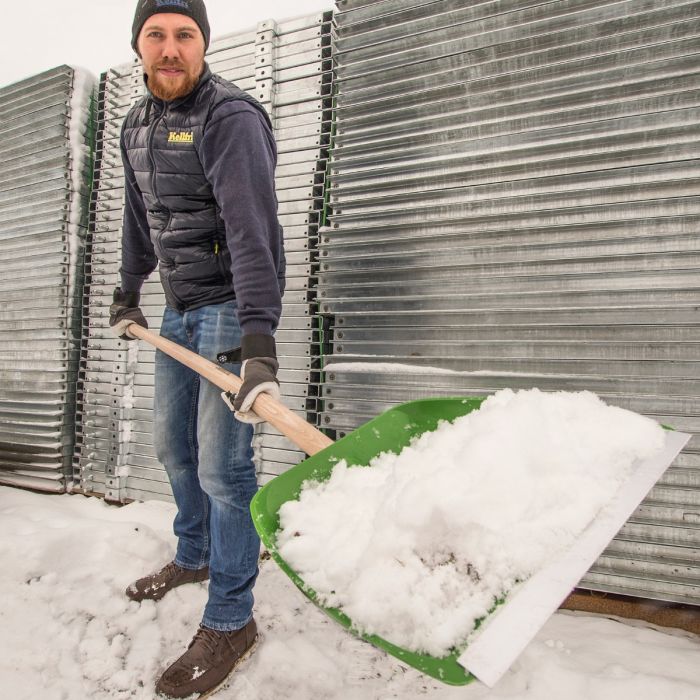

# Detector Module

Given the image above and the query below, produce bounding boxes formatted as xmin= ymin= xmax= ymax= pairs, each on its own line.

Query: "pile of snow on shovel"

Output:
xmin=277 ymin=389 xmax=665 ymax=657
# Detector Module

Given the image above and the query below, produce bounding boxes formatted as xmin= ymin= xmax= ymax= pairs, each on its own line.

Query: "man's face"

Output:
xmin=137 ymin=13 xmax=206 ymax=101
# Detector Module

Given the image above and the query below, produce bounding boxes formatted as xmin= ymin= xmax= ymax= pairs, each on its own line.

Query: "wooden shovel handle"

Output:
xmin=128 ymin=325 xmax=334 ymax=457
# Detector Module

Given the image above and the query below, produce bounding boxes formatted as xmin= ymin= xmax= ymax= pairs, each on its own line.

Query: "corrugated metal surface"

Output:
xmin=75 ymin=12 xmax=333 ymax=502
xmin=0 ymin=66 xmax=94 ymax=493
xmin=320 ymin=0 xmax=700 ymax=605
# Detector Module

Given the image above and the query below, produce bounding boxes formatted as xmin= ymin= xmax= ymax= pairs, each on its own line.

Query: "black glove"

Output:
xmin=109 ymin=287 xmax=148 ymax=340
xmin=221 ymin=334 xmax=280 ymax=424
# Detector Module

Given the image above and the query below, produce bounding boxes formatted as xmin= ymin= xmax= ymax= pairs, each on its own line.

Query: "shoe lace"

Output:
xmin=188 ymin=626 xmax=220 ymax=658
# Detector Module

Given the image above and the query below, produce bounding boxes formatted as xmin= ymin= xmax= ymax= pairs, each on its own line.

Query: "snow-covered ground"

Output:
xmin=1 ymin=485 xmax=698 ymax=700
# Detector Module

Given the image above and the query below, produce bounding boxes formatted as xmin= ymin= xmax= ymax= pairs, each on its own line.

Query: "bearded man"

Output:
xmin=108 ymin=1 xmax=285 ymax=697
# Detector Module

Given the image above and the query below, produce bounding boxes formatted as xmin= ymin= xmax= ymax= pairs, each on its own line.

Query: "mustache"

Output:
xmin=155 ymin=60 xmax=185 ymax=70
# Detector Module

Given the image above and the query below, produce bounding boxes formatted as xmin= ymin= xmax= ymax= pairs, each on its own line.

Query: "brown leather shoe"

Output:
xmin=155 ymin=619 xmax=258 ymax=699
xmin=126 ymin=561 xmax=209 ymax=602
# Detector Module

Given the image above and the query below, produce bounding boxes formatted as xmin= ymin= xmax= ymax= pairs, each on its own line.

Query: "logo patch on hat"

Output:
xmin=155 ymin=0 xmax=190 ymax=8
xmin=168 ymin=130 xmax=194 ymax=144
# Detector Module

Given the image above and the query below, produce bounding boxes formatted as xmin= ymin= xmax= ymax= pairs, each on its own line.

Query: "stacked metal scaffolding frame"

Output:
xmin=321 ymin=0 xmax=700 ymax=605
xmin=254 ymin=12 xmax=334 ymax=484
xmin=75 ymin=11 xmax=333 ymax=501
xmin=0 ymin=66 xmax=94 ymax=493
xmin=74 ymin=60 xmax=141 ymax=501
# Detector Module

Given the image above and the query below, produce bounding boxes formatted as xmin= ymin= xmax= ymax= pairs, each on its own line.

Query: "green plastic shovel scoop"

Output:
xmin=250 ymin=396 xmax=489 ymax=685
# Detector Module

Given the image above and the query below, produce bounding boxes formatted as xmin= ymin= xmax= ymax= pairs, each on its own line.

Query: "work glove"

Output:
xmin=109 ymin=287 xmax=148 ymax=340
xmin=220 ymin=334 xmax=280 ymax=424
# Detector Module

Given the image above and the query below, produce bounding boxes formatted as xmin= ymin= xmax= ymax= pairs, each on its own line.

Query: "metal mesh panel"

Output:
xmin=0 ymin=66 xmax=94 ymax=493
xmin=74 ymin=12 xmax=334 ymax=502
xmin=320 ymin=0 xmax=700 ymax=605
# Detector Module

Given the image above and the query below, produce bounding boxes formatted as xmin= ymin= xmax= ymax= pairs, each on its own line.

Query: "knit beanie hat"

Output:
xmin=131 ymin=0 xmax=211 ymax=53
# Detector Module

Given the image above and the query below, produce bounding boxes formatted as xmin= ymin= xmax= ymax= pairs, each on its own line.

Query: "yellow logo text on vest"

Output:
xmin=168 ymin=131 xmax=194 ymax=144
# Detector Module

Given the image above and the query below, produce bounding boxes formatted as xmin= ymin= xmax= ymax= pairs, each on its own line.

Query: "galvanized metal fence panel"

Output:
xmin=0 ymin=66 xmax=94 ymax=493
xmin=321 ymin=0 xmax=700 ymax=606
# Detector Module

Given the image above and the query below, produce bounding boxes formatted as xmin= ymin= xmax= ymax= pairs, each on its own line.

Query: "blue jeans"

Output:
xmin=153 ymin=301 xmax=259 ymax=631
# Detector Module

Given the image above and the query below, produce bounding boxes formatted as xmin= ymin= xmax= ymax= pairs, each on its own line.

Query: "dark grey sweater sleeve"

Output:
xmin=119 ymin=128 xmax=157 ymax=293
xmin=199 ymin=101 xmax=284 ymax=336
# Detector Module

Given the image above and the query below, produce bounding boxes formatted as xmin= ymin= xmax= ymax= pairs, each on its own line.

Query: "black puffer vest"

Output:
xmin=121 ymin=66 xmax=273 ymax=311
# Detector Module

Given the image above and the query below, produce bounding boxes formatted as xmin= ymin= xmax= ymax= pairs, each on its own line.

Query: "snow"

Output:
xmin=0 ymin=485 xmax=698 ymax=700
xmin=276 ymin=389 xmax=666 ymax=657
xmin=325 ymin=361 xmax=593 ymax=379
xmin=66 ymin=67 xmax=95 ymax=324
xmin=67 ymin=69 xmax=93 ymax=220
xmin=323 ymin=364 xmax=608 ymax=378
xmin=325 ymin=362 xmax=464 ymax=375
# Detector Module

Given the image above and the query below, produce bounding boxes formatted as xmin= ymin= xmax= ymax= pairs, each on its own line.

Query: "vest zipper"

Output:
xmin=148 ymin=107 xmax=166 ymax=208
xmin=148 ymin=106 xmax=170 ymax=271
xmin=148 ymin=105 xmax=185 ymax=311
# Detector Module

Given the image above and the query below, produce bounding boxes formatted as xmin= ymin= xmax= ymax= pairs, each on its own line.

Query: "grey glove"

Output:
xmin=220 ymin=334 xmax=280 ymax=424
xmin=109 ymin=287 xmax=147 ymax=340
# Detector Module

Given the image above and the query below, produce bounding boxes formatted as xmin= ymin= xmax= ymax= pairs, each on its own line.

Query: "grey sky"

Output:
xmin=3 ymin=0 xmax=331 ymax=88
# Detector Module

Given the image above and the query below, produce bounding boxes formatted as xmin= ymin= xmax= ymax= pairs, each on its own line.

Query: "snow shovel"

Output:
xmin=129 ymin=325 xmax=690 ymax=688
xmin=129 ymin=325 xmax=485 ymax=683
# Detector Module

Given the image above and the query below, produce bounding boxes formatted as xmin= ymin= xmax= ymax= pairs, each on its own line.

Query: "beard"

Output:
xmin=146 ymin=59 xmax=202 ymax=101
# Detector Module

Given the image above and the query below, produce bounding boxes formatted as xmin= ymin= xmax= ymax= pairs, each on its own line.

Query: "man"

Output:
xmin=108 ymin=1 xmax=285 ymax=697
